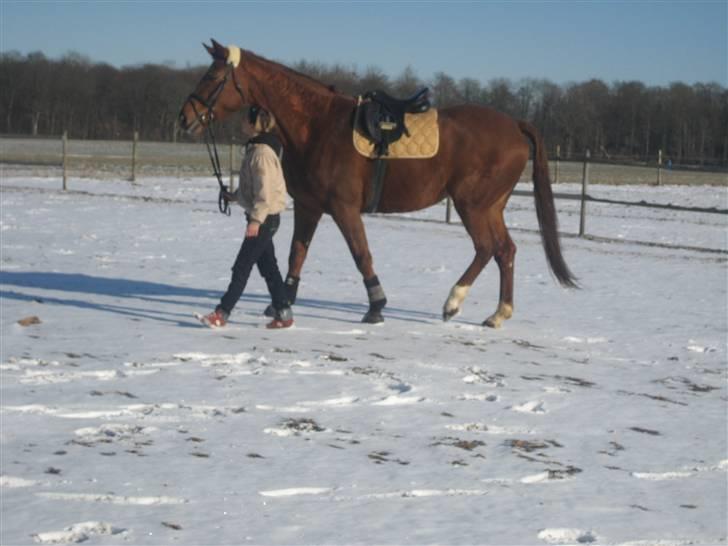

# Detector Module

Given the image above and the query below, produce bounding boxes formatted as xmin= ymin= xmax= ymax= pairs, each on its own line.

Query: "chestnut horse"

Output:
xmin=179 ymin=40 xmax=576 ymax=327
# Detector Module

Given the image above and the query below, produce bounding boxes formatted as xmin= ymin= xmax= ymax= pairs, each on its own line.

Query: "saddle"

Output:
xmin=359 ymin=88 xmax=431 ymax=157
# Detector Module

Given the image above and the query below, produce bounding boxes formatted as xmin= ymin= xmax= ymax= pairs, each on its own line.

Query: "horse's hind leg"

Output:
xmin=484 ymin=218 xmax=516 ymax=328
xmin=443 ymin=204 xmax=494 ymax=321
xmin=330 ymin=205 xmax=387 ymax=323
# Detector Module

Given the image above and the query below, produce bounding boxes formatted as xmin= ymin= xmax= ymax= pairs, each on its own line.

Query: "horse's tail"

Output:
xmin=518 ymin=120 xmax=578 ymax=288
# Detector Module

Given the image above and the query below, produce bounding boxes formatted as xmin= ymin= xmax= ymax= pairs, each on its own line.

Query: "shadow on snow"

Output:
xmin=0 ymin=271 xmax=442 ymax=326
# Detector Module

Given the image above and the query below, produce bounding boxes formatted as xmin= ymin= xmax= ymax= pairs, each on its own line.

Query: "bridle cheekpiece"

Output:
xmin=183 ymin=44 xmax=247 ymax=215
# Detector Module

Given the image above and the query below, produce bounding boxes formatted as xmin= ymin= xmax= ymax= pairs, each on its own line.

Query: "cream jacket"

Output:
xmin=232 ymin=143 xmax=287 ymax=224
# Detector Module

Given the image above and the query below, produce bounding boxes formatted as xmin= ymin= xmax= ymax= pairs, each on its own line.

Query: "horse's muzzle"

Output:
xmin=179 ymin=111 xmax=203 ymax=136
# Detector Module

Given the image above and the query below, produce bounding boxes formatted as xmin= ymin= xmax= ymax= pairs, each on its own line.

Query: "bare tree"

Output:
xmin=0 ymin=51 xmax=725 ymax=165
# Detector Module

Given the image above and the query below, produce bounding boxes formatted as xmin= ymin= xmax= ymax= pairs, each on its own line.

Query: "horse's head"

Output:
xmin=178 ymin=39 xmax=247 ymax=136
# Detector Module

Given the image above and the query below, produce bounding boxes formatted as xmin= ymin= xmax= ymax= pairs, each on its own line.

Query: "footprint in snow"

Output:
xmin=36 ymin=492 xmax=188 ymax=505
xmin=511 ymin=400 xmax=547 ymax=414
xmin=457 ymin=393 xmax=499 ymax=402
xmin=0 ymin=475 xmax=38 ymax=488
xmin=32 ymin=521 xmax=125 ymax=544
xmin=537 ymin=528 xmax=598 ymax=544
xmin=521 ymin=467 xmax=582 ymax=483
xmin=462 ymin=367 xmax=506 ymax=387
xmin=259 ymin=487 xmax=332 ymax=497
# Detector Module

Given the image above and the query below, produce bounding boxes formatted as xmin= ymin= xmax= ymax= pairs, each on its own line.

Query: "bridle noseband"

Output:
xmin=184 ymin=59 xmax=247 ymax=215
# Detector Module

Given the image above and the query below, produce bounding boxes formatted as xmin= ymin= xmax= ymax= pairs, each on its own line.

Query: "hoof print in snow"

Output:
xmin=322 ymin=353 xmax=348 ymax=362
xmin=432 ymin=437 xmax=486 ymax=452
xmin=265 ymin=418 xmax=328 ymax=437
xmin=368 ymin=451 xmax=410 ymax=465
xmin=599 ymin=441 xmax=626 ymax=456
xmin=629 ymin=426 xmax=661 ymax=436
xmin=284 ymin=418 xmax=325 ymax=433
xmin=506 ymin=439 xmax=562 ymax=453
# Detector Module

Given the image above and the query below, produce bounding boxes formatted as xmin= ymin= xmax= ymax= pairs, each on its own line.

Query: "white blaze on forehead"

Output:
xmin=226 ymin=45 xmax=241 ymax=67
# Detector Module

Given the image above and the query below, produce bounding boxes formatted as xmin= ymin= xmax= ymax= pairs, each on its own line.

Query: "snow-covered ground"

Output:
xmin=1 ymin=174 xmax=726 ymax=546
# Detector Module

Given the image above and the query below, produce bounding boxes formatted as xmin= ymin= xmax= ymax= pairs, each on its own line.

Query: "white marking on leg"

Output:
xmin=485 ymin=303 xmax=513 ymax=328
xmin=444 ymin=284 xmax=470 ymax=316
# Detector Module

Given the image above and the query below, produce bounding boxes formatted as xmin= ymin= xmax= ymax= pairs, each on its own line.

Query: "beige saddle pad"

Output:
xmin=353 ymin=108 xmax=439 ymax=159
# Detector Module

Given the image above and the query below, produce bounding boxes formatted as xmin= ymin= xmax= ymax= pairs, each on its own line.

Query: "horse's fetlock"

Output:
xmin=284 ymin=275 xmax=300 ymax=305
xmin=364 ymin=276 xmax=386 ymax=303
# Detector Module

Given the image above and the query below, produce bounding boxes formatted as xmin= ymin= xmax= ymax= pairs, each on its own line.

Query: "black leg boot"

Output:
xmin=284 ymin=275 xmax=300 ymax=305
xmin=362 ymin=276 xmax=387 ymax=324
xmin=264 ymin=275 xmax=299 ymax=317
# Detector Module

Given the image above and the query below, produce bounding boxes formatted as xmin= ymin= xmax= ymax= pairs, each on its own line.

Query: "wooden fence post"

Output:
xmin=657 ymin=149 xmax=662 ymax=186
xmin=62 ymin=131 xmax=68 ymax=191
xmin=579 ymin=149 xmax=590 ymax=237
xmin=131 ymin=131 xmax=139 ymax=182
xmin=555 ymin=144 xmax=560 ymax=184
xmin=445 ymin=197 xmax=452 ymax=224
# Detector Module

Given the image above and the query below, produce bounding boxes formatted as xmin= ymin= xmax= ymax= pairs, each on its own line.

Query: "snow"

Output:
xmin=1 ymin=173 xmax=727 ymax=545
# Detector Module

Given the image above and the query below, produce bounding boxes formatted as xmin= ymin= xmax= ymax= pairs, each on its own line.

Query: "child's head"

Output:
xmin=247 ymin=106 xmax=276 ymax=133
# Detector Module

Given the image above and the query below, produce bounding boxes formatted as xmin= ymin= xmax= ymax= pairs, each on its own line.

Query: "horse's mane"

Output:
xmin=244 ymin=49 xmax=352 ymax=102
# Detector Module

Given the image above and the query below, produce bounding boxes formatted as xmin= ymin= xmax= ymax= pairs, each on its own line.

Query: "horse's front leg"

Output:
xmin=285 ymin=200 xmax=323 ymax=305
xmin=330 ymin=204 xmax=387 ymax=324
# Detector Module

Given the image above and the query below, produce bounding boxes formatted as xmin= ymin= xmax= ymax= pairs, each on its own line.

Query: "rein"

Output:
xmin=185 ymin=63 xmax=247 ymax=215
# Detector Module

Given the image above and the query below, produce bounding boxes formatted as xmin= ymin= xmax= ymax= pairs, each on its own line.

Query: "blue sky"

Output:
xmin=1 ymin=1 xmax=726 ymax=87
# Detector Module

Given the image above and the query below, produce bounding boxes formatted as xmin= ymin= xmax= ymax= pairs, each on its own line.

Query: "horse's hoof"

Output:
xmin=443 ymin=308 xmax=459 ymax=322
xmin=483 ymin=317 xmax=501 ymax=328
xmin=362 ymin=311 xmax=384 ymax=324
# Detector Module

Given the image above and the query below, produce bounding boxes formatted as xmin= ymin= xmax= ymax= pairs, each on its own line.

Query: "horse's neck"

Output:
xmin=244 ymin=54 xmax=349 ymax=150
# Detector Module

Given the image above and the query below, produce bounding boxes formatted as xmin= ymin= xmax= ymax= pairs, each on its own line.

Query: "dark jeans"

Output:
xmin=218 ymin=214 xmax=287 ymax=315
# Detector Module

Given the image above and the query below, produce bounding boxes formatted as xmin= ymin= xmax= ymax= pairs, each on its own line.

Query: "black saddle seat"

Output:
xmin=359 ymin=88 xmax=431 ymax=157
xmin=364 ymin=87 xmax=431 ymax=114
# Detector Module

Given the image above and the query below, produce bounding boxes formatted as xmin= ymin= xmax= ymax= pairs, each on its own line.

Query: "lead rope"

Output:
xmin=204 ymin=122 xmax=230 ymax=216
xmin=188 ymin=56 xmax=249 ymax=216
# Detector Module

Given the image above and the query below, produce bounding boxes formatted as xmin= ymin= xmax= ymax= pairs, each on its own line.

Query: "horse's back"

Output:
xmin=437 ymin=104 xmax=530 ymax=169
xmin=439 ymin=104 xmax=525 ymax=141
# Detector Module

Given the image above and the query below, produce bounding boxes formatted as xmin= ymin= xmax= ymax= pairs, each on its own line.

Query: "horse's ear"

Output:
xmin=211 ymin=38 xmax=225 ymax=53
xmin=204 ymin=42 xmax=215 ymax=57
xmin=208 ymin=39 xmax=228 ymax=61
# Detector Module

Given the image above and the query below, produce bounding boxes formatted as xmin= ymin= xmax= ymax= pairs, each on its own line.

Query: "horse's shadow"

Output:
xmin=0 ymin=271 xmax=441 ymax=326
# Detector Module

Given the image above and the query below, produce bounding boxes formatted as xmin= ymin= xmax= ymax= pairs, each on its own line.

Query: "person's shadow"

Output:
xmin=0 ymin=271 xmax=441 ymax=326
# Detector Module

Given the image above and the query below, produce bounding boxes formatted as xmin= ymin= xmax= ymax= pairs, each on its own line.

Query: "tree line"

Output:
xmin=1 ymin=50 xmax=726 ymax=167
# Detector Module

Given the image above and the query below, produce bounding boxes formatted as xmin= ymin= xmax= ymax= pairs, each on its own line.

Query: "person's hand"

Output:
xmin=222 ymin=191 xmax=235 ymax=203
xmin=246 ymin=221 xmax=260 ymax=238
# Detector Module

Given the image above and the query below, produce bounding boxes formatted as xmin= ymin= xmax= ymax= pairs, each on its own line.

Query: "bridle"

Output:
xmin=183 ymin=58 xmax=247 ymax=215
